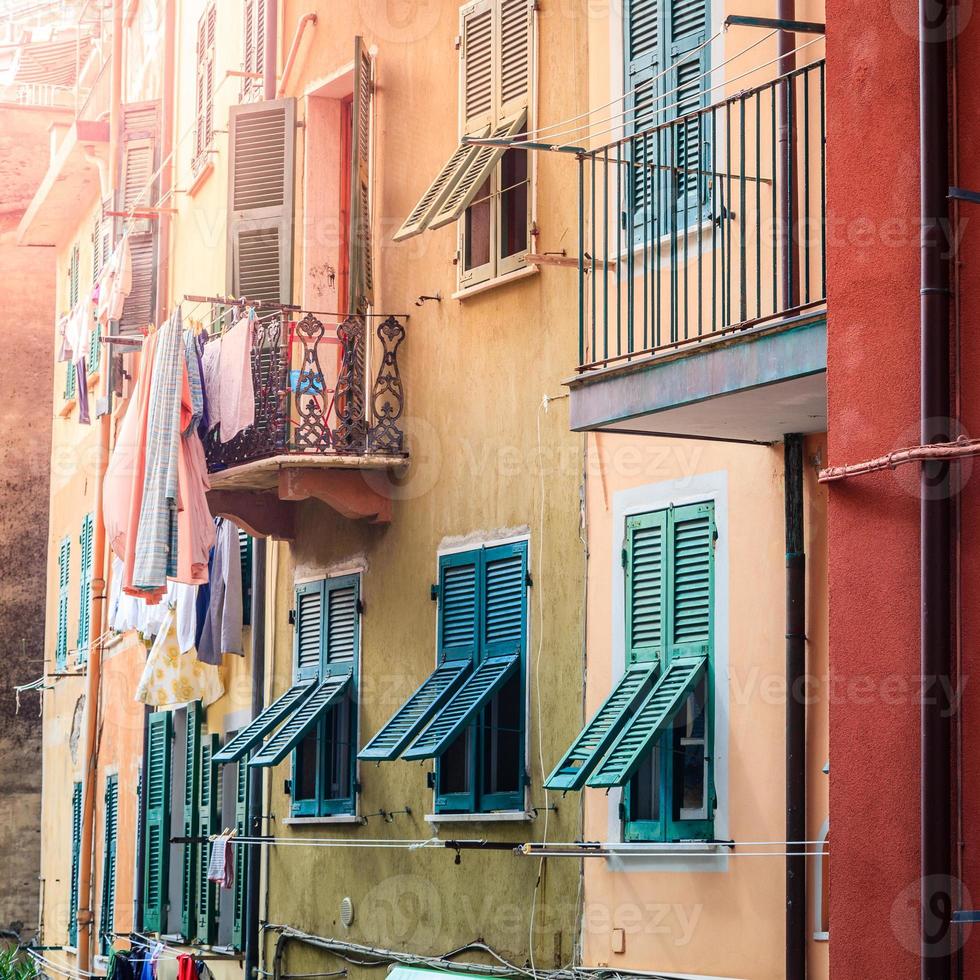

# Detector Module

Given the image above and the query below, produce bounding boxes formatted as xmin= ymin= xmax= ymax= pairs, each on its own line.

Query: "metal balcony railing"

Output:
xmin=577 ymin=59 xmax=826 ymax=372
xmin=203 ymin=312 xmax=407 ymax=474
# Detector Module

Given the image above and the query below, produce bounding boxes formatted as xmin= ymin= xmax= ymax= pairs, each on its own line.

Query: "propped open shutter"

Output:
xmin=142 ymin=710 xmax=172 ymax=934
xmin=196 ymin=733 xmax=218 ymax=944
xmin=77 ymin=513 xmax=93 ymax=664
xmin=359 ymin=660 xmax=472 ymax=761
xmin=231 ymin=757 xmax=249 ymax=949
xmin=227 ymin=98 xmax=296 ymax=304
xmin=180 ymin=702 xmax=201 ymax=939
xmin=588 ymin=655 xmax=707 ymax=788
xmin=212 ymin=681 xmax=317 ymax=764
xmin=99 ymin=775 xmax=118 ymax=955
xmin=56 ymin=537 xmax=70 ymax=670
xmin=403 ymin=652 xmax=520 ymax=760
xmin=626 ymin=509 xmax=666 ymax=664
xmin=68 ymin=781 xmax=82 ymax=946
xmin=348 ymin=37 xmax=373 ymax=314
xmin=544 ymin=663 xmax=658 ymax=791
xmin=669 ymin=502 xmax=713 ymax=658
xmin=119 ymin=102 xmax=160 ymax=333
xmin=249 ymin=672 xmax=352 ymax=768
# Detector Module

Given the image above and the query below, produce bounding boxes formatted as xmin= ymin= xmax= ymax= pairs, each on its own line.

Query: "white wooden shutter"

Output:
xmin=462 ymin=0 xmax=494 ymax=133
xmin=227 ymin=98 xmax=296 ymax=304
xmin=497 ymin=0 xmax=532 ymax=120
xmin=347 ymin=37 xmax=374 ymax=314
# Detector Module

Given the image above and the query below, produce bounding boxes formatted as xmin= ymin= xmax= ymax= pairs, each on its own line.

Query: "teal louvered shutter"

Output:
xmin=99 ymin=775 xmax=118 ymax=955
xmin=143 ymin=711 xmax=172 ymax=934
xmin=348 ymin=37 xmax=374 ymax=314
xmin=438 ymin=552 xmax=479 ymax=663
xmin=625 ymin=0 xmax=660 ymax=235
xmin=359 ymin=660 xmax=471 ymax=761
xmin=666 ymin=0 xmax=709 ymax=218
xmin=668 ymin=502 xmax=714 ymax=659
xmin=324 ymin=577 xmax=359 ymax=676
xmin=212 ymin=681 xmax=317 ymax=764
xmin=196 ymin=732 xmax=219 ymax=943
xmin=88 ymin=322 xmax=100 ymax=375
xmin=240 ymin=530 xmax=253 ymax=627
xmin=403 ymin=653 xmax=520 ymax=760
xmin=294 ymin=581 xmax=324 ymax=681
xmin=68 ymin=781 xmax=82 ymax=946
xmin=56 ymin=537 xmax=71 ymax=670
xmin=588 ymin=655 xmax=707 ymax=788
xmin=77 ymin=514 xmax=93 ymax=664
xmin=544 ymin=663 xmax=658 ymax=791
xmin=231 ymin=758 xmax=249 ymax=950
xmin=626 ymin=510 xmax=667 ymax=665
xmin=482 ymin=543 xmax=527 ymax=657
xmin=180 ymin=703 xmax=201 ymax=939
xmin=249 ymin=672 xmax=352 ymax=768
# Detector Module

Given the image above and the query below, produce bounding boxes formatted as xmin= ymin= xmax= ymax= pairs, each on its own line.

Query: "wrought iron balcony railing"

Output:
xmin=576 ymin=59 xmax=826 ymax=373
xmin=203 ymin=312 xmax=407 ymax=474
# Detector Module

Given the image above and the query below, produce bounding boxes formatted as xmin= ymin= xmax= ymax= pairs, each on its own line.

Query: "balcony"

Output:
xmin=205 ymin=311 xmax=408 ymax=537
xmin=569 ymin=60 xmax=827 ymax=444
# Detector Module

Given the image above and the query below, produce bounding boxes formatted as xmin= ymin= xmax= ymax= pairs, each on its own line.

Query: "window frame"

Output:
xmin=433 ymin=540 xmax=529 ymax=815
xmin=289 ymin=575 xmax=361 ymax=818
xmin=621 ymin=502 xmax=716 ymax=843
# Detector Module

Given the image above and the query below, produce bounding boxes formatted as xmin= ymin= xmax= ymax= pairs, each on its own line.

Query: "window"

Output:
xmin=77 ymin=514 xmax=93 ymax=666
xmin=99 ymin=775 xmax=118 ymax=955
xmin=239 ymin=530 xmax=253 ymax=626
xmin=68 ymin=781 xmax=82 ymax=946
xmin=56 ymin=537 xmax=70 ymax=671
xmin=241 ymin=0 xmax=265 ymax=102
xmin=393 ymin=0 xmax=533 ymax=288
xmin=193 ymin=4 xmax=217 ymax=172
xmin=361 ymin=542 xmax=529 ymax=815
xmin=545 ymin=503 xmax=715 ymax=842
xmin=142 ymin=711 xmax=173 ymax=934
xmin=64 ymin=242 xmax=80 ymax=400
xmin=625 ymin=0 xmax=711 ymax=238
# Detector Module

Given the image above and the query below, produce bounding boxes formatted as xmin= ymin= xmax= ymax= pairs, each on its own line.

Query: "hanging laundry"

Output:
xmin=107 ymin=951 xmax=135 ymax=980
xmin=97 ymin=236 xmax=133 ymax=326
xmin=175 ymin=954 xmax=197 ymax=980
xmin=197 ymin=518 xmax=244 ymax=665
xmin=183 ymin=328 xmax=205 ymax=436
xmin=62 ymin=301 xmax=93 ymax=423
xmin=148 ymin=941 xmax=165 ymax=980
xmin=217 ymin=309 xmax=256 ymax=442
xmin=135 ymin=608 xmax=224 ymax=707
xmin=173 ymin=383 xmax=216 ymax=586
xmin=206 ymin=836 xmax=234 ymax=889
xmin=194 ymin=332 xmax=211 ymax=438
xmin=200 ymin=335 xmax=221 ymax=434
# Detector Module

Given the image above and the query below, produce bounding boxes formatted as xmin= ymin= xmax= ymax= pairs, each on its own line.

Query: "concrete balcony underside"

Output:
xmin=207 ymin=454 xmax=408 ymax=539
xmin=567 ymin=312 xmax=827 ymax=444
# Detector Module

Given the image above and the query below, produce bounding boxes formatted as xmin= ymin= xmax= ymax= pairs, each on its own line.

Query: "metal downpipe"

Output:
xmin=919 ymin=0 xmax=953 ymax=975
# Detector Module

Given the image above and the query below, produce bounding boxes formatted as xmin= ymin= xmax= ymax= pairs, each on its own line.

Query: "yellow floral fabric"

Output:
xmin=135 ymin=608 xmax=225 ymax=708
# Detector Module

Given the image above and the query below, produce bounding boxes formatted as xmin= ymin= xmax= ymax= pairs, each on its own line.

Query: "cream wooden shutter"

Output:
xmin=347 ymin=37 xmax=374 ymax=314
xmin=497 ymin=0 xmax=532 ymax=120
xmin=227 ymin=98 xmax=296 ymax=304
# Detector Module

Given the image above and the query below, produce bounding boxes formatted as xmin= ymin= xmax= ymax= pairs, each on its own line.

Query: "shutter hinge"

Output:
xmin=712 ymin=523 xmax=719 ymax=544
xmin=356 ymin=598 xmax=365 ymax=615
xmin=288 ymin=608 xmax=296 ymax=625
xmin=454 ymin=34 xmax=461 ymax=50
xmin=430 ymin=583 xmax=440 ymax=601
xmin=525 ymin=572 xmax=533 ymax=588
xmin=283 ymin=779 xmax=292 ymax=796
xmin=621 ymin=546 xmax=628 ymax=568
xmin=426 ymin=770 xmax=436 ymax=789
xmin=618 ymin=801 xmax=627 ymax=822
xmin=355 ymin=780 xmax=362 ymax=794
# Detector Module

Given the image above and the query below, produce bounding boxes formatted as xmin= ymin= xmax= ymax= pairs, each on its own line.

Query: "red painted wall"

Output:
xmin=827 ymin=0 xmax=980 ymax=975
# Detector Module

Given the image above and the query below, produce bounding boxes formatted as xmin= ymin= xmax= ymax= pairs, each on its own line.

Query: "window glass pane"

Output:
xmin=499 ymin=144 xmax=528 ymax=259
xmin=294 ymin=729 xmax=318 ymax=801
xmin=629 ymin=744 xmax=660 ymax=822
xmin=673 ymin=678 xmax=707 ymax=819
xmin=439 ymin=727 xmax=472 ymax=796
xmin=323 ymin=699 xmax=352 ymax=801
xmin=482 ymin=671 xmax=521 ymax=795
xmin=464 ymin=177 xmax=492 ymax=271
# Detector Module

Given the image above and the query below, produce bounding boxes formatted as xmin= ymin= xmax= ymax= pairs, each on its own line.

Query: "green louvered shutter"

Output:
xmin=666 ymin=0 xmax=709 ymax=218
xmin=77 ymin=514 xmax=93 ymax=665
xmin=180 ymin=703 xmax=201 ymax=939
xmin=482 ymin=544 xmax=527 ymax=656
xmin=294 ymin=581 xmax=324 ymax=681
xmin=212 ymin=682 xmax=317 ymax=764
xmin=348 ymin=37 xmax=374 ymax=314
xmin=88 ymin=322 xmax=100 ymax=375
xmin=99 ymin=775 xmax=118 ymax=955
xmin=544 ymin=663 xmax=658 ymax=791
xmin=324 ymin=577 xmax=359 ymax=676
xmin=196 ymin=733 xmax=219 ymax=944
xmin=68 ymin=781 xmax=82 ymax=946
xmin=359 ymin=660 xmax=471 ymax=761
xmin=438 ymin=552 xmax=479 ymax=663
xmin=249 ymin=673 xmax=352 ymax=768
xmin=143 ymin=711 xmax=172 ymax=934
xmin=626 ymin=510 xmax=667 ymax=665
xmin=231 ymin=758 xmax=249 ymax=950
xmin=56 ymin=537 xmax=71 ymax=670
xmin=587 ymin=655 xmax=707 ymax=788
xmin=668 ymin=502 xmax=714 ymax=659
xmin=625 ymin=0 xmax=661 ymax=233
xmin=240 ymin=530 xmax=253 ymax=626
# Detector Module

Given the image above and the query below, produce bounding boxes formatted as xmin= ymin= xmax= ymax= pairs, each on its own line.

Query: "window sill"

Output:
xmin=424 ymin=810 xmax=536 ymax=825
xmin=608 ymin=841 xmax=723 ymax=854
xmin=188 ymin=159 xmax=215 ymax=197
xmin=86 ymin=370 xmax=100 ymax=391
xmin=283 ymin=815 xmax=365 ymax=826
xmin=58 ymin=398 xmax=77 ymax=418
xmin=452 ymin=262 xmax=538 ymax=300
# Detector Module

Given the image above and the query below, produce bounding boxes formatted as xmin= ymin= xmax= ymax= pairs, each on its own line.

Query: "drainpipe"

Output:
xmin=784 ymin=433 xmax=806 ymax=980
xmin=154 ymin=0 xmax=176 ymax=324
xmin=919 ymin=0 xmax=953 ymax=975
xmin=244 ymin=538 xmax=268 ymax=980
xmin=76 ymin=0 xmax=123 ymax=972
xmin=777 ymin=0 xmax=799 ymax=309
xmin=263 ymin=0 xmax=278 ymax=101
